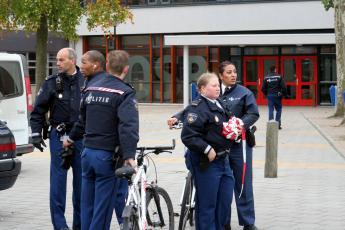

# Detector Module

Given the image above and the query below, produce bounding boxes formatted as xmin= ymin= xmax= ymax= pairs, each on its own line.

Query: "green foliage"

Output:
xmin=0 ymin=0 xmax=132 ymax=39
xmin=322 ymin=0 xmax=334 ymax=10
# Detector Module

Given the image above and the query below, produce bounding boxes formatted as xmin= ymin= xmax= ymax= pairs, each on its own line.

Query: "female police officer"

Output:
xmin=219 ymin=61 xmax=260 ymax=230
xmin=181 ymin=72 xmax=234 ymax=230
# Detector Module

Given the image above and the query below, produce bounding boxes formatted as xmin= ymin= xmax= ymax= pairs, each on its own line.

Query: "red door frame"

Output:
xmin=281 ymin=56 xmax=318 ymax=106
xmin=243 ymin=56 xmax=279 ymax=105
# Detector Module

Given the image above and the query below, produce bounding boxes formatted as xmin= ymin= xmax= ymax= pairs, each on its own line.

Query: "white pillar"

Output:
xmin=183 ymin=45 xmax=189 ymax=108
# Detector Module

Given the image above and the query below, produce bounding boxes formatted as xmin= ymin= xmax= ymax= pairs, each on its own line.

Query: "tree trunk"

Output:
xmin=35 ymin=14 xmax=48 ymax=94
xmin=334 ymin=0 xmax=345 ymax=117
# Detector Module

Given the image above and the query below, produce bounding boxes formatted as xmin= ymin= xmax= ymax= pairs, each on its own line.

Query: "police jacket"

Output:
xmin=30 ymin=68 xmax=84 ymax=135
xmin=80 ymin=75 xmax=139 ymax=159
xmin=221 ymin=84 xmax=259 ymax=130
xmin=261 ymin=72 xmax=287 ymax=97
xmin=181 ymin=96 xmax=232 ymax=155
xmin=69 ymin=71 xmax=106 ymax=141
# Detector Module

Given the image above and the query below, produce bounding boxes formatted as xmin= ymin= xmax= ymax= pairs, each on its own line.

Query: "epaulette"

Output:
xmin=191 ymin=98 xmax=202 ymax=107
xmin=125 ymin=82 xmax=135 ymax=90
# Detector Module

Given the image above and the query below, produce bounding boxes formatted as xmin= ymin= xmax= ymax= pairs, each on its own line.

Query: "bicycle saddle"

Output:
xmin=115 ymin=165 xmax=136 ymax=179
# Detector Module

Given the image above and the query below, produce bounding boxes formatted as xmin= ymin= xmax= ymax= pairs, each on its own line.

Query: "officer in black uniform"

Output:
xmin=63 ymin=50 xmax=129 ymax=227
xmin=181 ymin=72 xmax=234 ymax=230
xmin=261 ymin=65 xmax=287 ymax=129
xmin=79 ymin=50 xmax=139 ymax=230
xmin=30 ymin=47 xmax=84 ymax=230
xmin=219 ymin=61 xmax=259 ymax=230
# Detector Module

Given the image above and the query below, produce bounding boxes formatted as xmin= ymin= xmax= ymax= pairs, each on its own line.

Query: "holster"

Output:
xmin=60 ymin=145 xmax=74 ymax=170
xmin=113 ymin=146 xmax=125 ymax=170
xmin=246 ymin=126 xmax=257 ymax=148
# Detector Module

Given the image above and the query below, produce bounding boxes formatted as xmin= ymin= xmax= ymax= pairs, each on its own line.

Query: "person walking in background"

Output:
xmin=219 ymin=61 xmax=260 ymax=230
xmin=79 ymin=50 xmax=139 ymax=230
xmin=30 ymin=47 xmax=84 ymax=230
xmin=261 ymin=65 xmax=287 ymax=129
xmin=181 ymin=72 xmax=234 ymax=230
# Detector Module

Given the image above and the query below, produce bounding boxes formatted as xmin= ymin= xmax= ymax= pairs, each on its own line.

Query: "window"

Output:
xmin=0 ymin=61 xmax=23 ymax=99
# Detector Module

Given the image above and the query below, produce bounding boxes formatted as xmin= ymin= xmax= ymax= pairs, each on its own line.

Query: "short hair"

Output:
xmin=66 ymin=48 xmax=77 ymax=61
xmin=219 ymin=61 xmax=235 ymax=75
xmin=197 ymin=72 xmax=218 ymax=90
xmin=270 ymin=65 xmax=276 ymax=73
xmin=107 ymin=50 xmax=129 ymax=75
xmin=84 ymin=50 xmax=106 ymax=70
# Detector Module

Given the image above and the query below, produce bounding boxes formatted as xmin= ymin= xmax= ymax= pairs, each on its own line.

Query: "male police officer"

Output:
xmin=261 ymin=65 xmax=287 ymax=129
xmin=63 ymin=50 xmax=129 ymax=227
xmin=79 ymin=50 xmax=138 ymax=230
xmin=30 ymin=48 xmax=84 ymax=230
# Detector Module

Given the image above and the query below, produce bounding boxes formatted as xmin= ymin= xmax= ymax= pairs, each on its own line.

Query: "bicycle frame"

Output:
xmin=125 ymin=162 xmax=148 ymax=230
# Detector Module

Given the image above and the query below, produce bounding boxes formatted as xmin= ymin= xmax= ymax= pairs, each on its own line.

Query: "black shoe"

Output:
xmin=279 ymin=126 xmax=282 ymax=130
xmin=224 ymin=223 xmax=231 ymax=230
xmin=243 ymin=225 xmax=259 ymax=230
xmin=72 ymin=226 xmax=80 ymax=230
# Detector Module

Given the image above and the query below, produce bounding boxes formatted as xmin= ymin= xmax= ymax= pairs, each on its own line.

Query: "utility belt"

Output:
xmin=51 ymin=122 xmax=73 ymax=133
xmin=199 ymin=148 xmax=230 ymax=171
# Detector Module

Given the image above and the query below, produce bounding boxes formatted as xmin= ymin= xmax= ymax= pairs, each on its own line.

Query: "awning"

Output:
xmin=164 ymin=33 xmax=335 ymax=46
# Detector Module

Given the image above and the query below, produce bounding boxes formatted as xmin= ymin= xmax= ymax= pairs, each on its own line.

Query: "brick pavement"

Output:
xmin=0 ymin=105 xmax=344 ymax=230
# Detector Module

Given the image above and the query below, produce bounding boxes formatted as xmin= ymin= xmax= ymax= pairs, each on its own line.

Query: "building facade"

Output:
xmin=76 ymin=0 xmax=335 ymax=105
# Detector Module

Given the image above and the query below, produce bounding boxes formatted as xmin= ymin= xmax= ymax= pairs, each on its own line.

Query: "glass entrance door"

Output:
xmin=243 ymin=56 xmax=279 ymax=105
xmin=281 ymin=56 xmax=317 ymax=106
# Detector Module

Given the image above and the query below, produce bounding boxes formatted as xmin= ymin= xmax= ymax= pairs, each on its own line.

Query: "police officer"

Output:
xmin=219 ymin=61 xmax=259 ymax=230
xmin=79 ymin=50 xmax=138 ymax=230
xmin=181 ymin=72 xmax=234 ymax=230
xmin=30 ymin=47 xmax=84 ymax=230
xmin=261 ymin=65 xmax=287 ymax=129
xmin=63 ymin=50 xmax=128 ymax=227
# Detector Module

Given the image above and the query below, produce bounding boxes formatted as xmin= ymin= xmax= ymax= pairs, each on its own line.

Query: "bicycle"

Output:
xmin=178 ymin=150 xmax=229 ymax=230
xmin=115 ymin=140 xmax=176 ymax=230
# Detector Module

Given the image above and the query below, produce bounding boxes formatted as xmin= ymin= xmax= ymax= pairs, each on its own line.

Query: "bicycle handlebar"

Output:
xmin=136 ymin=139 xmax=176 ymax=154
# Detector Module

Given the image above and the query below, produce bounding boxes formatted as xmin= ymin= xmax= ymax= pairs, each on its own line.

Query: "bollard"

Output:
xmin=264 ymin=120 xmax=279 ymax=178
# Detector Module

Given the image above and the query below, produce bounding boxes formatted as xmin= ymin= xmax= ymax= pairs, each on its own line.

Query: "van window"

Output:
xmin=0 ymin=61 xmax=23 ymax=99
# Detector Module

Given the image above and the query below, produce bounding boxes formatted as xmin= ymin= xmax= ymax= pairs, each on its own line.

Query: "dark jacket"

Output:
xmin=221 ymin=84 xmax=259 ymax=130
xmin=181 ymin=96 xmax=232 ymax=155
xmin=69 ymin=71 xmax=106 ymax=141
xmin=261 ymin=72 xmax=287 ymax=97
xmin=80 ymin=75 xmax=139 ymax=159
xmin=30 ymin=68 xmax=84 ymax=135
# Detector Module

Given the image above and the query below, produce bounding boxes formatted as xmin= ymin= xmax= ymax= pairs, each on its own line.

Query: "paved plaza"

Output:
xmin=0 ymin=105 xmax=345 ymax=230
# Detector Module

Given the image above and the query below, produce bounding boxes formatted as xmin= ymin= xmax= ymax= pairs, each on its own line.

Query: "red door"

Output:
xmin=243 ymin=56 xmax=279 ymax=105
xmin=281 ymin=56 xmax=318 ymax=106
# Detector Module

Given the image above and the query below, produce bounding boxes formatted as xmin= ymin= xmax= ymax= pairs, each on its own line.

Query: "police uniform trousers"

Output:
xmin=113 ymin=178 xmax=128 ymax=225
xmin=227 ymin=142 xmax=255 ymax=226
xmin=49 ymin=128 xmax=82 ymax=230
xmin=186 ymin=151 xmax=234 ymax=230
xmin=267 ymin=95 xmax=282 ymax=126
xmin=81 ymin=147 xmax=117 ymax=230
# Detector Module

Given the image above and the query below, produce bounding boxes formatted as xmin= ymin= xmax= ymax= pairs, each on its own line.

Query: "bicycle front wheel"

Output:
xmin=146 ymin=186 xmax=175 ymax=230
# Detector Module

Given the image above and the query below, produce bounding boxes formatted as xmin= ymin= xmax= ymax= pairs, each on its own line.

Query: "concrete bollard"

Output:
xmin=264 ymin=120 xmax=279 ymax=178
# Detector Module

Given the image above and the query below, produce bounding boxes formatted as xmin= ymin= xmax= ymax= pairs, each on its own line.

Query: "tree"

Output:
xmin=322 ymin=0 xmax=345 ymax=121
xmin=0 ymin=0 xmax=132 ymax=90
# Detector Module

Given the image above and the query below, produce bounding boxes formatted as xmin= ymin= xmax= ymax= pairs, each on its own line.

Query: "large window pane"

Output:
xmin=122 ymin=35 xmax=150 ymax=102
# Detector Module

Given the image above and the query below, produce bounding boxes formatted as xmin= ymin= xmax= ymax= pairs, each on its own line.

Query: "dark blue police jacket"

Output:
xmin=181 ymin=96 xmax=232 ymax=155
xmin=80 ymin=75 xmax=139 ymax=159
xmin=30 ymin=67 xmax=84 ymax=134
xmin=69 ymin=71 xmax=107 ymax=141
xmin=221 ymin=84 xmax=259 ymax=130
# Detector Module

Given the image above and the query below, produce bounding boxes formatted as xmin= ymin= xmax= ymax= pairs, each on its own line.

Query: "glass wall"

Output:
xmin=121 ymin=35 xmax=150 ymax=102
xmin=319 ymin=46 xmax=336 ymax=105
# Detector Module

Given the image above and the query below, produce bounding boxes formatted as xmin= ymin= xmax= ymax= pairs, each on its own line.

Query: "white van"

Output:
xmin=0 ymin=53 xmax=34 ymax=155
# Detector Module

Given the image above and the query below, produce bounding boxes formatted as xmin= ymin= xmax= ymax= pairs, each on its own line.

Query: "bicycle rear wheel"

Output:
xmin=178 ymin=171 xmax=194 ymax=230
xmin=146 ymin=186 xmax=174 ymax=230
xmin=122 ymin=205 xmax=140 ymax=230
